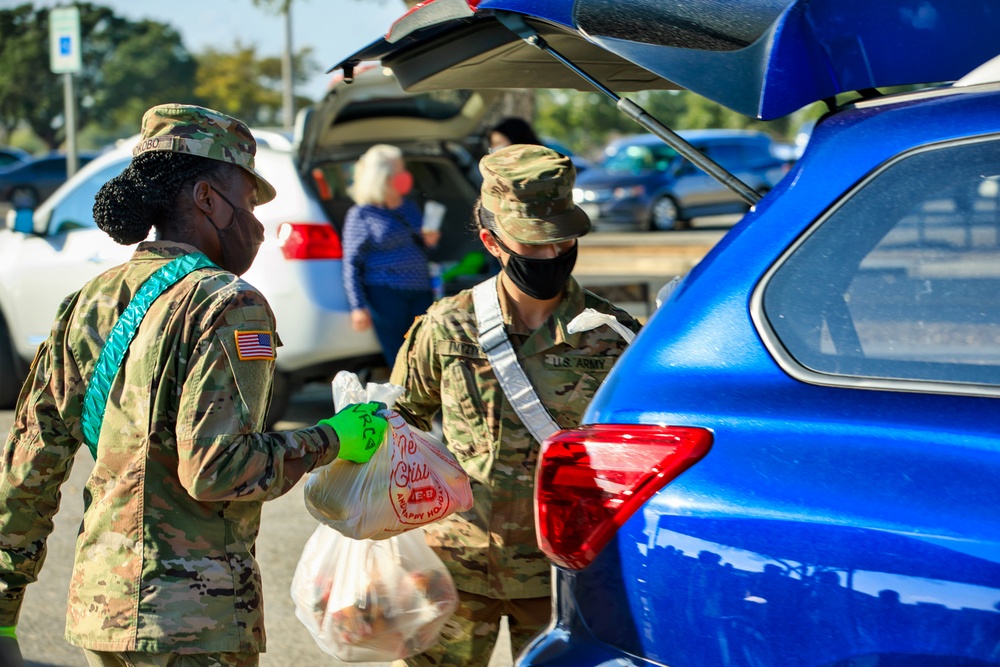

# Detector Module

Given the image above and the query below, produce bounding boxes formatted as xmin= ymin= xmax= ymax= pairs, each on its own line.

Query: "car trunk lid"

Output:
xmin=330 ymin=0 xmax=1000 ymax=120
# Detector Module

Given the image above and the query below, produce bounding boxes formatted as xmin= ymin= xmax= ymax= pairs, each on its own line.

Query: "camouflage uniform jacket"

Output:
xmin=0 ymin=242 xmax=339 ymax=654
xmin=390 ymin=275 xmax=641 ymax=599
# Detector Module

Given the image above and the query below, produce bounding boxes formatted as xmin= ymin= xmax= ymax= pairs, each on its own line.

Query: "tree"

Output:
xmin=0 ymin=3 xmax=198 ymax=149
xmin=194 ymin=43 xmax=318 ymax=127
xmin=247 ymin=0 xmax=297 ymax=130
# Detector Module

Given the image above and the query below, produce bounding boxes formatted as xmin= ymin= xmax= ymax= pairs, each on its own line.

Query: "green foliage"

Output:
xmin=0 ymin=3 xmax=322 ymax=150
xmin=0 ymin=3 xmax=199 ymax=149
xmin=194 ymin=43 xmax=318 ymax=126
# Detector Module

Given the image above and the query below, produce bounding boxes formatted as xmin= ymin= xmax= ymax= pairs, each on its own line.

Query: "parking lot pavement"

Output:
xmin=1 ymin=383 xmax=514 ymax=667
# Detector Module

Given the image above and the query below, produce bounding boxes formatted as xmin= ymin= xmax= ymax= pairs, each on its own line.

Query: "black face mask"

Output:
xmin=492 ymin=232 xmax=578 ymax=300
xmin=206 ymin=185 xmax=265 ymax=276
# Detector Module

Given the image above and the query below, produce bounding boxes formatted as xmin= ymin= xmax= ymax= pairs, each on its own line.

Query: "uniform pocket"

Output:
xmin=440 ymin=354 xmax=499 ymax=461
xmin=217 ymin=325 xmax=276 ymax=431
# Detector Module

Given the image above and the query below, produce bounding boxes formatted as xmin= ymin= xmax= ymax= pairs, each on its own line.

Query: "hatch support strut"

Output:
xmin=495 ymin=11 xmax=761 ymax=206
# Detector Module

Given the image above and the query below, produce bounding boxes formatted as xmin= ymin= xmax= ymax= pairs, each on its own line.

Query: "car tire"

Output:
xmin=9 ymin=186 xmax=38 ymax=210
xmin=265 ymin=371 xmax=293 ymax=429
xmin=0 ymin=316 xmax=23 ymax=409
xmin=651 ymin=195 xmax=686 ymax=231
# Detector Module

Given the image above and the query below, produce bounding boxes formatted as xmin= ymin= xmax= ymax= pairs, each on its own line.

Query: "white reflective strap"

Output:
xmin=473 ymin=277 xmax=560 ymax=445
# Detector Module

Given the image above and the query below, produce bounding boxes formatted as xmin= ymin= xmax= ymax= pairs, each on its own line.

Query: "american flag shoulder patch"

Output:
xmin=235 ymin=330 xmax=275 ymax=361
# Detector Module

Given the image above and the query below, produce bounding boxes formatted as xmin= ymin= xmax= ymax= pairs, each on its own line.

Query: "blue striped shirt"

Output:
xmin=342 ymin=199 xmax=431 ymax=310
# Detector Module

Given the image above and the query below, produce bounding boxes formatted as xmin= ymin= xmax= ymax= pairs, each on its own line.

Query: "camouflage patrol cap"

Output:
xmin=479 ymin=144 xmax=591 ymax=244
xmin=132 ymin=103 xmax=277 ymax=204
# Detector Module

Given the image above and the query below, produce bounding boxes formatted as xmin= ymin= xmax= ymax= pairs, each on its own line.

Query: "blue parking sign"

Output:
xmin=49 ymin=7 xmax=81 ymax=74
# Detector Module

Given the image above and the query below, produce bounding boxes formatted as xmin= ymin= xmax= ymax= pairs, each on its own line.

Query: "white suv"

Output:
xmin=0 ymin=133 xmax=383 ymax=425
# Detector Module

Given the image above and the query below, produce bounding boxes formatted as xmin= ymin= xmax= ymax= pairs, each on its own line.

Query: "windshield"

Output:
xmin=602 ymin=142 xmax=679 ymax=174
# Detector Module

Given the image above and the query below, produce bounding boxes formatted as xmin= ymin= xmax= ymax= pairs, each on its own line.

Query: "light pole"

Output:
xmin=282 ymin=1 xmax=294 ymax=131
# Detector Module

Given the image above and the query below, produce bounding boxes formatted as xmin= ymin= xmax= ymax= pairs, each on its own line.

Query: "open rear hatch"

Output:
xmin=298 ymin=64 xmax=500 ymax=169
xmin=329 ymin=0 xmax=1000 ymax=208
xmin=331 ymin=0 xmax=1000 ymax=119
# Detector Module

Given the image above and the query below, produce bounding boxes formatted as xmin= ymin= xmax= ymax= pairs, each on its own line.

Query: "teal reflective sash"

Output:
xmin=81 ymin=253 xmax=217 ymax=458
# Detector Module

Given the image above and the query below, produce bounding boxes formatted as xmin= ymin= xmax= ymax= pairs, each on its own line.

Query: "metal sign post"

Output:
xmin=49 ymin=6 xmax=82 ymax=178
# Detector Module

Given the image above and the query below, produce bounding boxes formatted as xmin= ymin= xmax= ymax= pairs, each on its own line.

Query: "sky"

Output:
xmin=15 ymin=0 xmax=409 ymax=101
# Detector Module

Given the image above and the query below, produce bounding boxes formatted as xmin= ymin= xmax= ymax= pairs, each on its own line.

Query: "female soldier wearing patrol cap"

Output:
xmin=389 ymin=144 xmax=642 ymax=667
xmin=0 ymin=104 xmax=387 ymax=667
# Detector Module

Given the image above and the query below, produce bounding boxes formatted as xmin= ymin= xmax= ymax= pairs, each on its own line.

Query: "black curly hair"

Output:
xmin=490 ymin=117 xmax=542 ymax=146
xmin=93 ymin=151 xmax=236 ymax=245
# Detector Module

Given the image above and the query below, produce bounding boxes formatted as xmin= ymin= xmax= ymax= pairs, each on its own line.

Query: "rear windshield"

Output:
xmin=335 ymin=90 xmax=474 ymax=124
xmin=575 ymin=0 xmax=791 ymax=51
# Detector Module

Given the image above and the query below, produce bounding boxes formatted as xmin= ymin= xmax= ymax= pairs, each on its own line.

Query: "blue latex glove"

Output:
xmin=319 ymin=402 xmax=388 ymax=464
xmin=0 ymin=626 xmax=24 ymax=667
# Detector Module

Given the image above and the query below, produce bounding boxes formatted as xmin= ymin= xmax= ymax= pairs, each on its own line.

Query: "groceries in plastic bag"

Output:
xmin=304 ymin=371 xmax=474 ymax=540
xmin=292 ymin=524 xmax=459 ymax=662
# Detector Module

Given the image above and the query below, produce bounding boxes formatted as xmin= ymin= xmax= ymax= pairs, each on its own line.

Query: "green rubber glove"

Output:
xmin=319 ymin=402 xmax=388 ymax=464
xmin=0 ymin=626 xmax=24 ymax=667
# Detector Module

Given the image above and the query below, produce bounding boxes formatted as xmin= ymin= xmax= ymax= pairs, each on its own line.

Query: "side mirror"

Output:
xmin=5 ymin=208 xmax=34 ymax=234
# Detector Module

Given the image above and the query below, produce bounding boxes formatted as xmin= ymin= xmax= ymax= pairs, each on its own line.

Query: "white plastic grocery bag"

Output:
xmin=567 ymin=307 xmax=636 ymax=343
xmin=304 ymin=371 xmax=474 ymax=540
xmin=291 ymin=524 xmax=459 ymax=662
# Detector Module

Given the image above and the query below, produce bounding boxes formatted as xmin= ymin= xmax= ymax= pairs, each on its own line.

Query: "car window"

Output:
xmin=745 ymin=143 xmax=778 ymax=167
xmin=38 ymin=160 xmax=66 ymax=175
xmin=762 ymin=137 xmax=1000 ymax=388
xmin=603 ymin=143 xmax=678 ymax=173
xmin=48 ymin=159 xmax=129 ymax=235
xmin=705 ymin=144 xmax=745 ymax=170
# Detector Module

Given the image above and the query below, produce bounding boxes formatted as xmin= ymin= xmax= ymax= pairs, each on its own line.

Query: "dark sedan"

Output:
xmin=0 ymin=154 xmax=97 ymax=209
xmin=574 ymin=130 xmax=791 ymax=231
xmin=0 ymin=146 xmax=30 ymax=170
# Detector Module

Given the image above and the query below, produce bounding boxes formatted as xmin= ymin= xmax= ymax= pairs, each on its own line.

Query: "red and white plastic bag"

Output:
xmin=303 ymin=371 xmax=474 ymax=540
xmin=291 ymin=524 xmax=459 ymax=662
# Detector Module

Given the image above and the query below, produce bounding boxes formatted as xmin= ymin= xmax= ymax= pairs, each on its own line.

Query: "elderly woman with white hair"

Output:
xmin=342 ymin=144 xmax=439 ymax=367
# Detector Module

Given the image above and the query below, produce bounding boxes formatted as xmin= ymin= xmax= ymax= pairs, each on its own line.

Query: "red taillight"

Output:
xmin=535 ymin=424 xmax=712 ymax=570
xmin=277 ymin=223 xmax=343 ymax=260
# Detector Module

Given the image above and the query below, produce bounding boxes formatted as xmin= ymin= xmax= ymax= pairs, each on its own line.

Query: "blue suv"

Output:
xmin=335 ymin=1 xmax=1000 ymax=665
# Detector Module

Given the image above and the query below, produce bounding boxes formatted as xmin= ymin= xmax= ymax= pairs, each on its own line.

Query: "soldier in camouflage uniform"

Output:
xmin=389 ymin=144 xmax=642 ymax=667
xmin=0 ymin=104 xmax=387 ymax=667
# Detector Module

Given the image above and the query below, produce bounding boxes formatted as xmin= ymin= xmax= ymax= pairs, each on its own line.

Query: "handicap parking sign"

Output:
xmin=49 ymin=7 xmax=82 ymax=74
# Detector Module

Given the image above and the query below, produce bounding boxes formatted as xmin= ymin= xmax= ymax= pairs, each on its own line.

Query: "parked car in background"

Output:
xmin=0 ymin=153 xmax=98 ymax=209
xmin=0 ymin=146 xmax=30 ymax=170
xmin=334 ymin=0 xmax=1000 ymax=665
xmin=0 ymin=135 xmax=382 ymax=425
xmin=574 ymin=130 xmax=789 ymax=230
